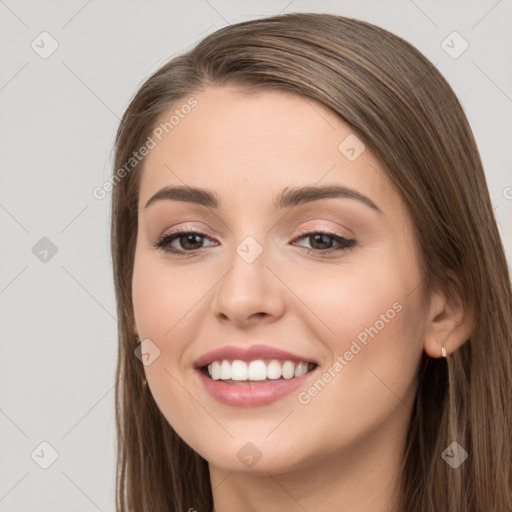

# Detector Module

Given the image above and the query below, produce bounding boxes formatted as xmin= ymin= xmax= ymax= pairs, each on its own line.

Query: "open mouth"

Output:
xmin=200 ymin=359 xmax=318 ymax=383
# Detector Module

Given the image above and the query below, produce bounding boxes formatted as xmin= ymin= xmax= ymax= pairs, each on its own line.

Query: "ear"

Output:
xmin=423 ymin=277 xmax=473 ymax=358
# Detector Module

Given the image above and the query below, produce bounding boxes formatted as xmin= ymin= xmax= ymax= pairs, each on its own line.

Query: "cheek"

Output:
xmin=131 ymin=255 xmax=211 ymax=440
xmin=131 ymin=253 xmax=202 ymax=411
xmin=292 ymin=253 xmax=424 ymax=431
xmin=286 ymin=255 xmax=418 ymax=353
xmin=132 ymin=253 xmax=205 ymax=344
xmin=289 ymin=248 xmax=422 ymax=377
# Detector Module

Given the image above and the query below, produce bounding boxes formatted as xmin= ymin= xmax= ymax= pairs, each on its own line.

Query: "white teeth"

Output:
xmin=219 ymin=360 xmax=231 ymax=380
xmin=231 ymin=360 xmax=247 ymax=380
xmin=248 ymin=360 xmax=267 ymax=381
xmin=282 ymin=360 xmax=295 ymax=379
xmin=206 ymin=359 xmax=314 ymax=381
xmin=211 ymin=361 xmax=220 ymax=380
xmin=266 ymin=360 xmax=282 ymax=380
xmin=294 ymin=362 xmax=309 ymax=377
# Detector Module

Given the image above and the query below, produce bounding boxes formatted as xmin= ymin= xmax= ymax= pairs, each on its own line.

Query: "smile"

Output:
xmin=196 ymin=362 xmax=318 ymax=407
xmin=204 ymin=359 xmax=316 ymax=381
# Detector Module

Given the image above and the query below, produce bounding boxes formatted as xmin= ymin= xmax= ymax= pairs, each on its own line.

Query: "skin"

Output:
xmin=132 ymin=86 xmax=472 ymax=512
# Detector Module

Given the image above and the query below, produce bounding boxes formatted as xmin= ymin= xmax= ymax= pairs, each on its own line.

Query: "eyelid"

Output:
xmin=158 ymin=223 xmax=350 ymax=241
xmin=294 ymin=223 xmax=352 ymax=239
xmin=159 ymin=223 xmax=216 ymax=238
xmin=156 ymin=221 xmax=353 ymax=241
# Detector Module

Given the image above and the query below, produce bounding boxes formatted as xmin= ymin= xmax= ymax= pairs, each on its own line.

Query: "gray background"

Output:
xmin=1 ymin=0 xmax=510 ymax=510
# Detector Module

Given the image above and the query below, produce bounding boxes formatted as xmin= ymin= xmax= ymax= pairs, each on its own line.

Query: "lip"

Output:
xmin=195 ymin=365 xmax=319 ymax=407
xmin=193 ymin=344 xmax=318 ymax=368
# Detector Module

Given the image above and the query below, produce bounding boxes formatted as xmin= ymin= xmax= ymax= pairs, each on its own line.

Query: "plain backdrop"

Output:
xmin=1 ymin=1 xmax=511 ymax=510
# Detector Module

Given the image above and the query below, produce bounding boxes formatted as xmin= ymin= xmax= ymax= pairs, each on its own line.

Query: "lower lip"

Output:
xmin=195 ymin=368 xmax=317 ymax=407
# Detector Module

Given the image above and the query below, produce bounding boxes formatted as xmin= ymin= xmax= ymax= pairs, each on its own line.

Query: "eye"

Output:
xmin=291 ymin=230 xmax=356 ymax=256
xmin=151 ymin=230 xmax=217 ymax=256
xmin=151 ymin=228 xmax=356 ymax=258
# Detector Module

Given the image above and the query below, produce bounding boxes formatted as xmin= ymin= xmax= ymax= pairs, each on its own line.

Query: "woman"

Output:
xmin=110 ymin=12 xmax=512 ymax=512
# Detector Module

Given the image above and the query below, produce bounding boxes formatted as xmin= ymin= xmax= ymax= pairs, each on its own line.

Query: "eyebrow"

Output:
xmin=144 ymin=184 xmax=382 ymax=213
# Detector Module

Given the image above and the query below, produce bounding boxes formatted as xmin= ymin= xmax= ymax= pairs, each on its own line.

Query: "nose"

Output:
xmin=212 ymin=239 xmax=286 ymax=329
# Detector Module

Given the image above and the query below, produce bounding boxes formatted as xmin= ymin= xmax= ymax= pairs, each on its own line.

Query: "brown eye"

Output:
xmin=175 ymin=233 xmax=204 ymax=250
xmin=151 ymin=231 xmax=217 ymax=256
xmin=292 ymin=231 xmax=356 ymax=256
xmin=308 ymin=233 xmax=335 ymax=250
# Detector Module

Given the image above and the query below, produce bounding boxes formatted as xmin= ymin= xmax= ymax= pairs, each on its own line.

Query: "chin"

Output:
xmin=195 ymin=436 xmax=314 ymax=475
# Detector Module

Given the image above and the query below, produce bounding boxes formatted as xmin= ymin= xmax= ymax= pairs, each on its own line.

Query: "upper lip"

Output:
xmin=193 ymin=344 xmax=318 ymax=368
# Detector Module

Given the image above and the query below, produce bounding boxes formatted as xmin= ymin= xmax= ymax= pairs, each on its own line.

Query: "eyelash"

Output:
xmin=151 ymin=228 xmax=356 ymax=258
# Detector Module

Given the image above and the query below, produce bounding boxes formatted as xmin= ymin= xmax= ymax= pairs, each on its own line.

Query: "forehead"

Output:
xmin=138 ymin=86 xmax=399 ymax=216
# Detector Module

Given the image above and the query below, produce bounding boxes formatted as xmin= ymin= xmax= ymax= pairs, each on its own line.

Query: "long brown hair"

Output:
xmin=110 ymin=12 xmax=512 ymax=511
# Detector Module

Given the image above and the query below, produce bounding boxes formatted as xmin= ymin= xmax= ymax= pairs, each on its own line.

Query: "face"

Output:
xmin=132 ymin=85 xmax=428 ymax=474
